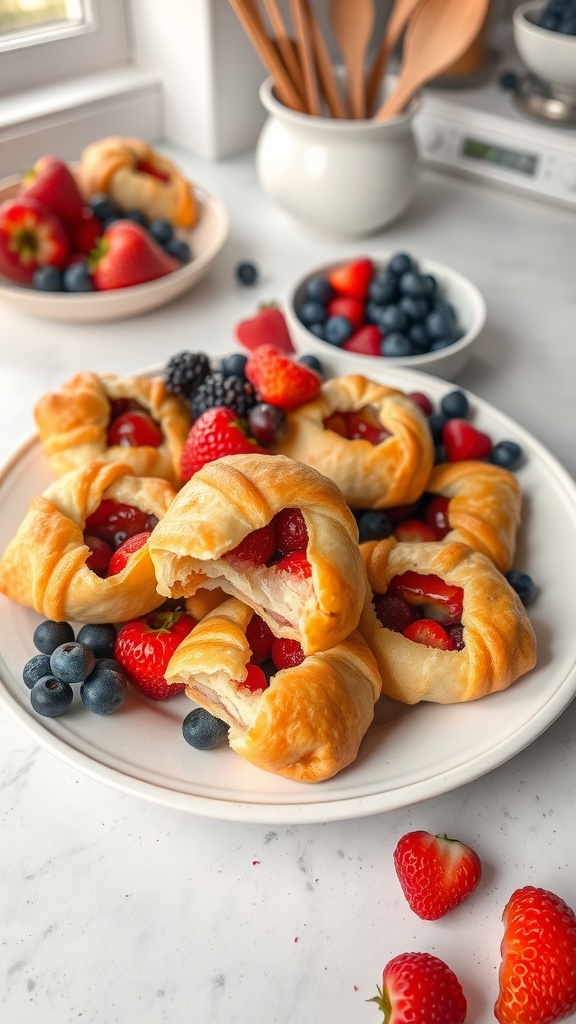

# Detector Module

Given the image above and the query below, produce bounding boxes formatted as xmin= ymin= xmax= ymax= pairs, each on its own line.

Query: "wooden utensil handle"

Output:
xmin=309 ymin=10 xmax=348 ymax=118
xmin=290 ymin=0 xmax=321 ymax=116
xmin=228 ymin=0 xmax=307 ymax=113
xmin=261 ymin=0 xmax=307 ymax=105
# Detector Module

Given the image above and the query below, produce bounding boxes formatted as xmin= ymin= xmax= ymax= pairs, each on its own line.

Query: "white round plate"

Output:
xmin=0 ymin=362 xmax=575 ymax=823
xmin=0 ymin=175 xmax=228 ymax=322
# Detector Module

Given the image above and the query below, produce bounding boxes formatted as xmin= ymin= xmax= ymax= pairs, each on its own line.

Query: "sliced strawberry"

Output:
xmin=393 ymin=519 xmax=442 ymax=543
xmin=342 ymin=325 xmax=382 ymax=356
xmin=107 ymin=410 xmax=162 ymax=448
xmin=402 ymin=618 xmax=458 ymax=650
xmin=345 ymin=409 xmax=390 ymax=445
xmin=394 ymin=830 xmax=482 ymax=920
xmin=245 ymin=345 xmax=321 ymax=411
xmin=271 ymin=637 xmax=305 ymax=670
xmin=180 ymin=406 xmax=268 ymax=481
xmin=328 ymin=258 xmax=374 ymax=299
xmin=323 ymin=412 xmax=348 ymax=438
xmin=326 ymin=296 xmax=365 ymax=329
xmin=224 ymin=524 xmax=275 ymax=565
xmin=443 ymin=418 xmax=492 ymax=462
xmin=69 ymin=207 xmax=103 ymax=254
xmin=246 ymin=614 xmax=274 ymax=664
xmin=425 ymin=495 xmax=451 ymax=537
xmin=388 ymin=571 xmax=463 ymax=625
xmin=234 ymin=305 xmax=295 ymax=354
xmin=271 ymin=508 xmax=309 ymax=555
xmin=107 ymin=531 xmax=151 ymax=576
xmin=0 ymin=196 xmax=69 ymax=283
xmin=238 ymin=663 xmax=268 ymax=693
xmin=275 ymin=550 xmax=312 ymax=579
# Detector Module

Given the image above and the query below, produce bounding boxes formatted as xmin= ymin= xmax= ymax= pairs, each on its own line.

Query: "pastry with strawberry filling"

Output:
xmin=34 ymin=371 xmax=190 ymax=486
xmin=0 ymin=461 xmax=176 ymax=623
xmin=149 ymin=453 xmax=366 ymax=655
xmin=273 ymin=374 xmax=434 ymax=509
xmin=164 ymin=596 xmax=382 ymax=782
xmin=359 ymin=538 xmax=536 ymax=703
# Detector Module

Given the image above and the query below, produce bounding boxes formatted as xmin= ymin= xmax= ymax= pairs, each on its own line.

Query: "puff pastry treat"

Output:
xmin=79 ymin=136 xmax=197 ymax=228
xmin=149 ymin=453 xmax=367 ymax=655
xmin=34 ymin=371 xmax=190 ymax=486
xmin=424 ymin=461 xmax=521 ymax=573
xmin=359 ymin=538 xmax=536 ymax=704
xmin=273 ymin=374 xmax=434 ymax=509
xmin=0 ymin=461 xmax=176 ymax=623
xmin=166 ymin=597 xmax=382 ymax=783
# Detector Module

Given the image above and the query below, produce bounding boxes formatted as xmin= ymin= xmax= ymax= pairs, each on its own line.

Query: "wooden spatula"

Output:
xmin=329 ymin=0 xmax=375 ymax=118
xmin=289 ymin=0 xmax=321 ymax=116
xmin=365 ymin=0 xmax=425 ymax=112
xmin=228 ymin=0 xmax=307 ymax=113
xmin=260 ymin=0 xmax=307 ymax=107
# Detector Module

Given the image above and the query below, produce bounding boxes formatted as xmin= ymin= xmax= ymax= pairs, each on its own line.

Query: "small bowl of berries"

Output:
xmin=285 ymin=251 xmax=486 ymax=381
xmin=513 ymin=0 xmax=576 ymax=90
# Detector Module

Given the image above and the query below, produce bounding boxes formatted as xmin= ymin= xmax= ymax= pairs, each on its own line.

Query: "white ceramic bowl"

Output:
xmin=285 ymin=253 xmax=486 ymax=381
xmin=513 ymin=0 xmax=576 ymax=90
xmin=0 ymin=175 xmax=229 ymax=323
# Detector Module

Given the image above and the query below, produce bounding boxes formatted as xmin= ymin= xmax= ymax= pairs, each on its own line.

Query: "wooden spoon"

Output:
xmin=307 ymin=2 xmax=347 ymax=118
xmin=374 ymin=0 xmax=491 ymax=120
xmin=289 ymin=0 xmax=321 ymax=116
xmin=228 ymin=0 xmax=307 ymax=113
xmin=365 ymin=0 xmax=425 ymax=113
xmin=329 ymin=0 xmax=375 ymax=118
xmin=260 ymin=0 xmax=307 ymax=107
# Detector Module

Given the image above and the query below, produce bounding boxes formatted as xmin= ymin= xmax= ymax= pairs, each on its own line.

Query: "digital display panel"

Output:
xmin=462 ymin=138 xmax=538 ymax=177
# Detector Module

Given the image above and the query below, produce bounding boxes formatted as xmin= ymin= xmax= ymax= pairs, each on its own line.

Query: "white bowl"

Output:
xmin=0 ymin=175 xmax=229 ymax=323
xmin=285 ymin=253 xmax=486 ymax=381
xmin=513 ymin=0 xmax=576 ymax=90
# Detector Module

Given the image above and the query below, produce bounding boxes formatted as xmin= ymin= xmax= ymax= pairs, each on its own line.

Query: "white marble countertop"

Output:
xmin=1 ymin=145 xmax=575 ymax=1024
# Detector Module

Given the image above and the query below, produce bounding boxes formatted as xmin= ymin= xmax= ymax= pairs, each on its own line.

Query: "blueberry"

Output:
xmin=76 ymin=623 xmax=118 ymax=660
xmin=368 ymin=275 xmax=398 ymax=305
xmin=428 ymin=411 xmax=448 ymax=443
xmin=379 ymin=305 xmax=409 ymax=333
xmin=425 ymin=309 xmax=457 ymax=341
xmin=505 ymin=570 xmax=535 ymax=605
xmin=89 ymin=195 xmax=118 ymax=221
xmin=123 ymin=209 xmax=148 ymax=226
xmin=499 ymin=70 xmax=518 ymax=91
xmin=399 ymin=296 xmax=429 ymax=322
xmin=409 ymin=324 xmax=430 ymax=352
xmin=365 ymin=301 xmax=384 ymax=325
xmin=434 ymin=444 xmax=446 ymax=464
xmin=33 ymin=266 xmax=64 ymax=292
xmin=33 ymin=619 xmax=75 ymax=656
xmin=381 ymin=332 xmax=413 ymax=357
xmin=81 ymin=663 xmax=127 ymax=715
xmin=165 ymin=238 xmax=191 ymax=263
xmin=221 ymin=353 xmax=248 ymax=378
xmin=182 ymin=707 xmax=229 ymax=750
xmin=308 ymin=323 xmax=325 ymax=339
xmin=50 ymin=642 xmax=95 ymax=684
xmin=96 ymin=658 xmax=124 ymax=674
xmin=357 ymin=510 xmax=393 ymax=543
xmin=324 ymin=315 xmax=353 ymax=346
xmin=429 ymin=338 xmax=456 ymax=352
xmin=298 ymin=354 xmax=324 ymax=376
xmin=23 ymin=654 xmax=52 ymax=690
xmin=420 ymin=274 xmax=438 ymax=299
xmin=490 ymin=440 xmax=524 ymax=471
xmin=433 ymin=299 xmax=457 ymax=321
xmin=101 ymin=217 xmax=120 ymax=231
xmin=235 ymin=261 xmax=259 ymax=286
xmin=559 ymin=15 xmax=576 ymax=32
xmin=30 ymin=676 xmax=73 ymax=717
xmin=441 ymin=390 xmax=469 ymax=419
xmin=304 ymin=275 xmax=334 ymax=304
xmin=148 ymin=218 xmax=174 ymax=245
xmin=398 ymin=271 xmax=429 ymax=298
xmin=298 ymin=300 xmax=328 ymax=327
xmin=388 ymin=252 xmax=413 ymax=276
xmin=63 ymin=262 xmax=94 ymax=293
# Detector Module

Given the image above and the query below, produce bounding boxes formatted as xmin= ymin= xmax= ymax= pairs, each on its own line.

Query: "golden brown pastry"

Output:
xmin=359 ymin=538 xmax=536 ymax=704
xmin=149 ymin=453 xmax=367 ymax=654
xmin=273 ymin=374 xmax=434 ymax=509
xmin=34 ymin=371 xmax=190 ymax=486
xmin=426 ymin=461 xmax=521 ymax=572
xmin=79 ymin=136 xmax=197 ymax=228
xmin=166 ymin=597 xmax=382 ymax=783
xmin=0 ymin=461 xmax=176 ymax=623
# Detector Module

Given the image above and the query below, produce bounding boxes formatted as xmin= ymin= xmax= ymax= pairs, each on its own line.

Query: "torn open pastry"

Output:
xmin=359 ymin=538 xmax=536 ymax=704
xmin=149 ymin=453 xmax=367 ymax=654
xmin=0 ymin=461 xmax=176 ymax=623
xmin=272 ymin=374 xmax=434 ymax=509
xmin=165 ymin=596 xmax=382 ymax=783
xmin=34 ymin=371 xmax=190 ymax=486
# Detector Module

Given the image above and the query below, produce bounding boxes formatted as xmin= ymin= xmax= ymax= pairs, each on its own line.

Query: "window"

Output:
xmin=0 ymin=0 xmax=88 ymax=49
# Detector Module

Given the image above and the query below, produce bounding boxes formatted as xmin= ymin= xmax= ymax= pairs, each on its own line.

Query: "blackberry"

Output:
xmin=190 ymin=372 xmax=258 ymax=420
xmin=164 ymin=351 xmax=210 ymax=400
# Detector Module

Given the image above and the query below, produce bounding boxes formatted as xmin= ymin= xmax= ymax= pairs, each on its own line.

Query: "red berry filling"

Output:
xmin=246 ymin=614 xmax=274 ymax=665
xmin=374 ymin=571 xmax=465 ymax=649
xmin=393 ymin=519 xmax=442 ymax=543
xmin=83 ymin=499 xmax=159 ymax=577
xmin=107 ymin=531 xmax=152 ymax=577
xmin=238 ymin=663 xmax=268 ymax=693
xmin=402 ymin=619 xmax=457 ymax=651
xmin=107 ymin=409 xmax=163 ymax=448
xmin=323 ymin=406 xmax=391 ymax=445
xmin=221 ymin=508 xmax=312 ymax=579
xmin=374 ymin=594 xmax=419 ymax=632
xmin=272 ymin=508 xmax=309 ymax=555
xmin=136 ymin=159 xmax=171 ymax=183
xmin=224 ymin=524 xmax=276 ymax=565
xmin=275 ymin=550 xmax=312 ymax=579
xmin=388 ymin=571 xmax=463 ymax=625
xmin=379 ymin=493 xmax=452 ymax=542
xmin=84 ymin=535 xmax=113 ymax=577
xmin=271 ymin=637 xmax=305 ymax=670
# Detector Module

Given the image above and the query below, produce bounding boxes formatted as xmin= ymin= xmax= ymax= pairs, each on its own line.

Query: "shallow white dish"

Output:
xmin=285 ymin=253 xmax=486 ymax=382
xmin=0 ymin=175 xmax=229 ymax=323
xmin=513 ymin=0 xmax=576 ymax=90
xmin=0 ymin=361 xmax=575 ymax=824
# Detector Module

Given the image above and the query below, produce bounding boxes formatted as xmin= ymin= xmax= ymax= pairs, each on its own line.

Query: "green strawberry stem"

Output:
xmin=88 ymin=236 xmax=110 ymax=271
xmin=147 ymin=609 xmax=183 ymax=634
xmin=367 ymin=986 xmax=392 ymax=1022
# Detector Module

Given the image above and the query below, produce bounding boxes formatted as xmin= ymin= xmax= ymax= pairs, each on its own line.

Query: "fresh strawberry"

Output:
xmin=275 ymin=550 xmax=312 ymax=579
xmin=345 ymin=410 xmax=390 ymax=445
xmin=69 ymin=207 xmax=103 ymax=254
xmin=326 ymin=295 xmax=365 ymax=329
xmin=0 ymin=196 xmax=69 ymax=283
xmin=393 ymin=830 xmax=482 ymax=921
xmin=90 ymin=221 xmax=177 ymax=290
xmin=246 ymin=614 xmax=274 ymax=664
xmin=238 ymin=663 xmax=268 ymax=693
xmin=443 ymin=418 xmax=492 ymax=462
xmin=388 ymin=571 xmax=463 ymax=625
xmin=407 ymin=391 xmax=434 ymax=416
xmin=369 ymin=952 xmax=467 ymax=1024
xmin=234 ymin=304 xmax=295 ymax=354
xmin=245 ymin=345 xmax=321 ymax=410
xmin=374 ymin=594 xmax=418 ymax=632
xmin=84 ymin=499 xmax=157 ymax=546
xmin=180 ymin=406 xmax=268 ymax=481
xmin=393 ymin=519 xmax=441 ymax=543
xmin=343 ymin=325 xmax=382 ymax=356
xmin=271 ymin=637 xmax=305 ymax=670
xmin=114 ymin=609 xmax=196 ymax=700
xmin=107 ymin=410 xmax=163 ymax=448
xmin=21 ymin=156 xmax=84 ymax=225
xmin=402 ymin=618 xmax=458 ymax=650
xmin=424 ymin=495 xmax=451 ymax=537
xmin=495 ymin=886 xmax=576 ymax=1024
xmin=107 ymin=531 xmax=151 ymax=577
xmin=224 ymin=524 xmax=275 ymax=565
xmin=328 ymin=257 xmax=374 ymax=299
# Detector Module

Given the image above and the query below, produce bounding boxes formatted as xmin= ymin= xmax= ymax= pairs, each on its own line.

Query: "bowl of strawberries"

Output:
xmin=0 ymin=150 xmax=228 ymax=323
